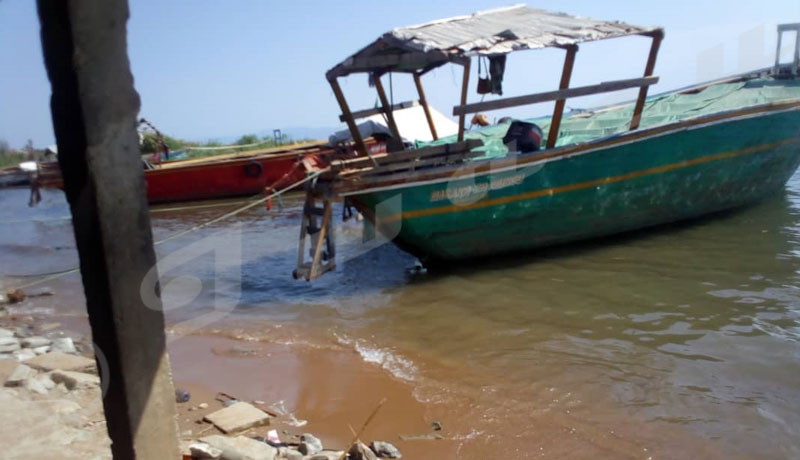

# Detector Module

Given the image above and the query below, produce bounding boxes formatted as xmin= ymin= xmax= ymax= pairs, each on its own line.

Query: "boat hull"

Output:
xmin=349 ymin=106 xmax=800 ymax=260
xmin=144 ymin=152 xmax=304 ymax=203
xmin=34 ymin=143 xmax=334 ymax=204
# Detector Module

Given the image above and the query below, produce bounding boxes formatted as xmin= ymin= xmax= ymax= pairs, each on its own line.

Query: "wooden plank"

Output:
xmin=453 ymin=76 xmax=660 ymax=116
xmin=376 ymin=139 xmax=483 ymax=165
xmin=630 ymin=31 xmax=664 ymax=130
xmin=332 ymin=139 xmax=482 ymax=171
xmin=338 ymin=167 xmax=375 ymax=178
xmin=294 ymin=198 xmax=308 ymax=279
xmin=365 ymin=151 xmax=485 ymax=175
xmin=329 ymin=78 xmax=372 ymax=162
xmin=308 ymin=200 xmax=332 ymax=280
xmin=341 ymin=100 xmax=419 ymax=122
xmin=373 ymin=74 xmax=403 ymax=144
xmin=331 ymin=154 xmax=390 ymax=170
xmin=547 ymin=45 xmax=578 ymax=149
xmin=457 ymin=60 xmax=471 ymax=141
xmin=414 ymin=73 xmax=438 ymax=140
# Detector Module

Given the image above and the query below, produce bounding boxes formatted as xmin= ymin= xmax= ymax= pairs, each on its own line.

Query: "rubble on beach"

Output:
xmin=0 ymin=292 xmax=407 ymax=460
xmin=177 ymin=395 xmax=404 ymax=460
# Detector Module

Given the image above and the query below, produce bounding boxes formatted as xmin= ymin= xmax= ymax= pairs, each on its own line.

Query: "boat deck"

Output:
xmin=418 ymin=76 xmax=800 ymax=160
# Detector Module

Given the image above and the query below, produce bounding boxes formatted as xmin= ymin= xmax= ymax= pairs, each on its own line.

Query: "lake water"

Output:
xmin=2 ymin=175 xmax=799 ymax=458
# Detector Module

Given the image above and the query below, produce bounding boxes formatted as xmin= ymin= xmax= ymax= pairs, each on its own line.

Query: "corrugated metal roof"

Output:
xmin=329 ymin=4 xmax=660 ymax=77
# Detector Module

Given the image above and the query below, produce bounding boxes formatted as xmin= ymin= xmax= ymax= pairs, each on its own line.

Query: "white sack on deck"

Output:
xmin=329 ymin=104 xmax=458 ymax=144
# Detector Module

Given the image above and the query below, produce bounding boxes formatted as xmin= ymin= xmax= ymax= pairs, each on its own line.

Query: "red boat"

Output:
xmin=141 ymin=142 xmax=330 ymax=203
xmin=34 ymin=141 xmax=337 ymax=204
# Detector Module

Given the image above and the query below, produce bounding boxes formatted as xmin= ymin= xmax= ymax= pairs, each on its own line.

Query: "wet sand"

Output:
xmin=167 ymin=330 xmax=737 ymax=460
xmin=169 ymin=334 xmax=456 ymax=458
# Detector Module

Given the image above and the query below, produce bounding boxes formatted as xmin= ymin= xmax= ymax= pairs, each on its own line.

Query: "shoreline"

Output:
xmin=169 ymin=334 xmax=459 ymax=458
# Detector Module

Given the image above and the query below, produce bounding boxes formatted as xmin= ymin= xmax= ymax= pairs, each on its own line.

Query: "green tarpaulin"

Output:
xmin=416 ymin=77 xmax=800 ymax=160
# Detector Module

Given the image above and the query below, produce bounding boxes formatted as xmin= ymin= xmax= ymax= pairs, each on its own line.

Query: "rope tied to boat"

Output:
xmin=8 ymin=168 xmax=328 ymax=290
xmin=263 ymin=159 xmax=306 ymax=211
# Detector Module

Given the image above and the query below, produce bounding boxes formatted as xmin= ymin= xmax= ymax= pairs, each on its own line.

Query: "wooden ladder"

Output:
xmin=293 ymin=191 xmax=336 ymax=281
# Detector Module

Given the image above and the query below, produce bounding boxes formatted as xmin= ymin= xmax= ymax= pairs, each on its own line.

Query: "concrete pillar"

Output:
xmin=36 ymin=1 xmax=180 ymax=458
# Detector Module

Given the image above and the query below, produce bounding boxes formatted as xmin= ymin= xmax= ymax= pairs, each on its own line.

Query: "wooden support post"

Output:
xmin=36 ymin=1 xmax=180 ymax=459
xmin=295 ymin=194 xmax=312 ymax=276
xmin=457 ymin=59 xmax=471 ymax=142
xmin=414 ymin=72 xmax=438 ymax=140
xmin=630 ymin=31 xmax=664 ymax=130
xmin=329 ymin=77 xmax=372 ymax=162
xmin=373 ymin=73 xmax=403 ymax=146
xmin=546 ymin=45 xmax=578 ymax=149
xmin=308 ymin=200 xmax=332 ymax=281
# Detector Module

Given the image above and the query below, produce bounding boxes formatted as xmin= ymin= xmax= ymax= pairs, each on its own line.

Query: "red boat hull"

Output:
xmin=144 ymin=151 xmax=310 ymax=203
xmin=34 ymin=140 xmax=378 ymax=204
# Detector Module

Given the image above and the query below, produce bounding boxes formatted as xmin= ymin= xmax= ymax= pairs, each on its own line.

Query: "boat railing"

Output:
xmin=452 ymin=76 xmax=660 ymax=116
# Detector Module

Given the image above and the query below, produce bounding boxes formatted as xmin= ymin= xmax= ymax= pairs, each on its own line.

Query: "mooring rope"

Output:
xmin=8 ymin=168 xmax=327 ymax=290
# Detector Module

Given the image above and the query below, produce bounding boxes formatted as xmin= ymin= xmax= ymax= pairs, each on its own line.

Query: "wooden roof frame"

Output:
xmin=326 ymin=8 xmax=664 ymax=158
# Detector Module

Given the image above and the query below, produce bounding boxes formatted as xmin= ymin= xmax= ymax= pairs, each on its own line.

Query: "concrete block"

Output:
xmin=4 ymin=363 xmax=35 ymax=387
xmin=203 ymin=402 xmax=270 ymax=433
xmin=0 ymin=359 xmax=18 ymax=383
xmin=21 ymin=336 xmax=51 ymax=348
xmin=50 ymin=370 xmax=101 ymax=390
xmin=24 ymin=352 xmax=95 ymax=373
xmin=199 ymin=435 xmax=277 ymax=460
xmin=50 ymin=338 xmax=77 ymax=354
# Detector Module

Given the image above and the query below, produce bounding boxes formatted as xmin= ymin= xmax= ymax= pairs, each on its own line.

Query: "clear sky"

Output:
xmin=1 ymin=0 xmax=798 ymax=148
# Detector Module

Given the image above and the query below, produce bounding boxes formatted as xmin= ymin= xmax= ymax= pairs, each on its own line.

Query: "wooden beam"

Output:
xmin=340 ymin=100 xmax=418 ymax=122
xmin=373 ymin=73 xmax=403 ymax=145
xmin=630 ymin=31 xmax=664 ymax=130
xmin=457 ymin=59 xmax=471 ymax=142
xmin=376 ymin=139 xmax=483 ymax=165
xmin=414 ymin=72 xmax=438 ymax=140
xmin=546 ymin=45 xmax=578 ymax=149
xmin=365 ymin=150 xmax=485 ymax=176
xmin=332 ymin=138 xmax=483 ymax=171
xmin=308 ymin=200 xmax=332 ymax=281
xmin=329 ymin=77 xmax=372 ymax=162
xmin=36 ymin=0 xmax=180 ymax=458
xmin=453 ymin=76 xmax=660 ymax=116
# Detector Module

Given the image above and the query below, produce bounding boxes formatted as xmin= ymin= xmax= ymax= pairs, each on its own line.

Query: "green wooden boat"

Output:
xmin=294 ymin=6 xmax=800 ymax=280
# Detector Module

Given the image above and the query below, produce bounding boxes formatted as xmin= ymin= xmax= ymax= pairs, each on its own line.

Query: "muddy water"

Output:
xmin=2 ymin=177 xmax=800 ymax=458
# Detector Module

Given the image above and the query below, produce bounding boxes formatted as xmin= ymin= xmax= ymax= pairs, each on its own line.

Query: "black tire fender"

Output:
xmin=244 ymin=161 xmax=262 ymax=178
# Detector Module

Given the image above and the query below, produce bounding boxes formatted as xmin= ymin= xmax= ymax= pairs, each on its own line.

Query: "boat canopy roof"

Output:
xmin=327 ymin=4 xmax=661 ymax=78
